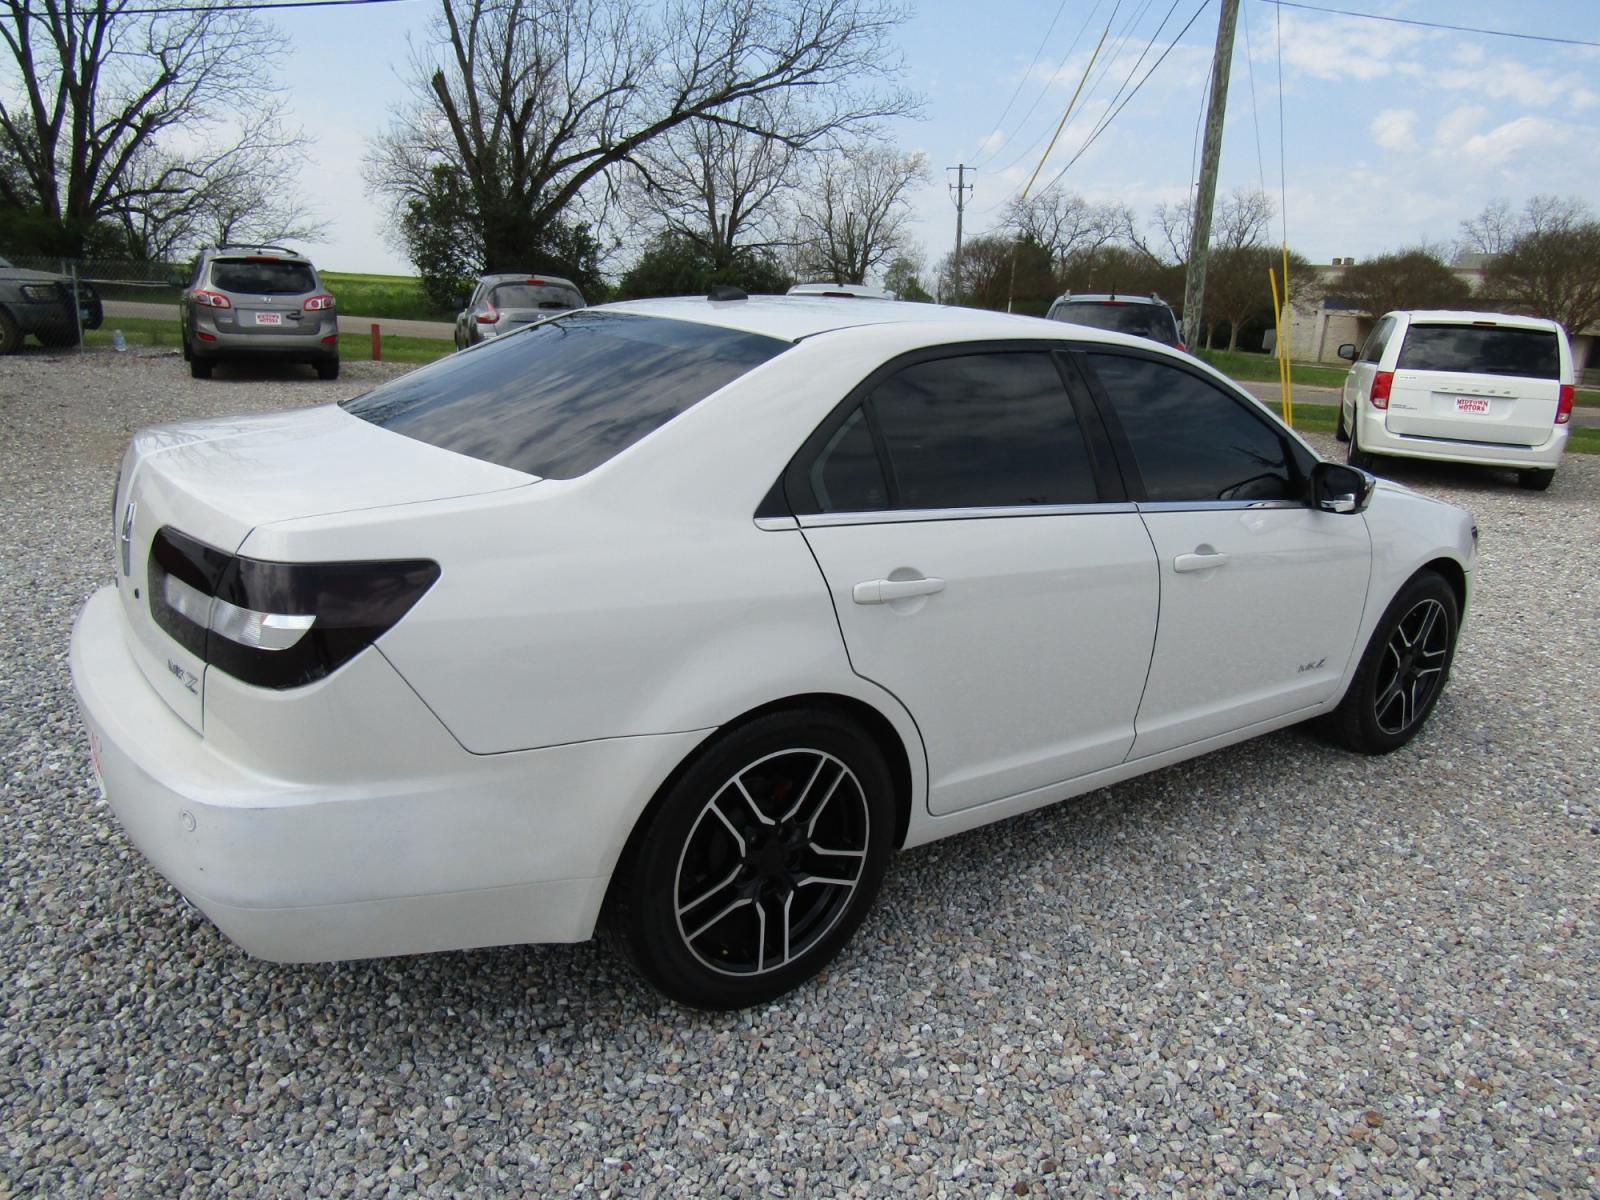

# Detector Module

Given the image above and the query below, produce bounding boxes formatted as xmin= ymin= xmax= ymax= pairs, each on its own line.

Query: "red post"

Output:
xmin=370 ymin=323 xmax=381 ymax=361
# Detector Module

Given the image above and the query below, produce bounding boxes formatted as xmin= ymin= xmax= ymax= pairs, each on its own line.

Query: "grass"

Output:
xmin=320 ymin=271 xmax=451 ymax=322
xmin=1576 ymin=388 xmax=1600 ymax=408
xmin=1196 ymin=347 xmax=1349 ymax=389
xmin=79 ymin=314 xmax=451 ymax=365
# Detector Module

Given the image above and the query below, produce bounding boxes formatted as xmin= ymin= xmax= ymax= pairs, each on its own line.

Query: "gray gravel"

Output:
xmin=3 ymin=347 xmax=1597 ymax=1198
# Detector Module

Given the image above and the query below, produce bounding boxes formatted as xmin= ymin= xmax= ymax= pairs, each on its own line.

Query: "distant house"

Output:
xmin=1283 ymin=256 xmax=1597 ymax=382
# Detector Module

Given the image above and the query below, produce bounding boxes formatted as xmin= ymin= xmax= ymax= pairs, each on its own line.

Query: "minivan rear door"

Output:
xmin=1384 ymin=321 xmax=1562 ymax=447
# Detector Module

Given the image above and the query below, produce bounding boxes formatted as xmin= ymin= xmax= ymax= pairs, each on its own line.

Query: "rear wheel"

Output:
xmin=315 ymin=356 xmax=340 ymax=381
xmin=609 ymin=709 xmax=895 ymax=1009
xmin=189 ymin=355 xmax=214 ymax=379
xmin=1518 ymin=468 xmax=1554 ymax=491
xmin=1326 ymin=570 xmax=1459 ymax=755
xmin=1346 ymin=416 xmax=1375 ymax=471
xmin=1335 ymin=401 xmax=1350 ymax=443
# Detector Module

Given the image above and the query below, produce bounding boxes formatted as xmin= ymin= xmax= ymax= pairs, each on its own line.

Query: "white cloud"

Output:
xmin=1370 ymin=108 xmax=1418 ymax=153
xmin=1458 ymin=116 xmax=1567 ymax=165
xmin=1434 ymin=104 xmax=1488 ymax=149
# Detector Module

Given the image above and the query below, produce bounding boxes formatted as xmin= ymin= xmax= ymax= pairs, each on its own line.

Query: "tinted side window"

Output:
xmin=1360 ymin=316 xmax=1394 ymax=364
xmin=342 ymin=311 xmax=788 ymax=479
xmin=867 ymin=353 xmax=1097 ymax=509
xmin=1396 ymin=324 xmax=1559 ymax=378
xmin=809 ymin=407 xmax=888 ymax=511
xmin=1087 ymin=354 xmax=1298 ymax=503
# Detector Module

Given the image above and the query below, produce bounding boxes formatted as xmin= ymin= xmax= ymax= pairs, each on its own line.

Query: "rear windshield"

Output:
xmin=1050 ymin=302 xmax=1178 ymax=343
xmin=340 ymin=311 xmax=788 ymax=479
xmin=211 ymin=259 xmax=317 ymax=295
xmin=1396 ymin=324 xmax=1559 ymax=379
xmin=491 ymin=283 xmax=584 ymax=310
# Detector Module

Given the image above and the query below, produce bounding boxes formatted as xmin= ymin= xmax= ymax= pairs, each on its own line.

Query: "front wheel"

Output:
xmin=1326 ymin=570 xmax=1459 ymax=755
xmin=609 ymin=709 xmax=895 ymax=1009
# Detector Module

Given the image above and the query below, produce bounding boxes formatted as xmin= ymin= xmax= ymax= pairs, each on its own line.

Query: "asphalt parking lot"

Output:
xmin=2 ymin=348 xmax=1596 ymax=1198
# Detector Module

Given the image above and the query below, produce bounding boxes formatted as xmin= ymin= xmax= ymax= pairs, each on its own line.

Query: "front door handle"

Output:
xmin=853 ymin=576 xmax=946 ymax=605
xmin=1173 ymin=551 xmax=1229 ymax=573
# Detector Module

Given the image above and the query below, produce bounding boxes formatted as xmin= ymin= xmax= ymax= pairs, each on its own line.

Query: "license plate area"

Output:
xmin=1453 ymin=396 xmax=1490 ymax=415
xmin=254 ymin=311 xmax=283 ymax=326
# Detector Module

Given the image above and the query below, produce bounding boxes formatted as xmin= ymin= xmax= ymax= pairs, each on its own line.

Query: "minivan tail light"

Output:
xmin=1370 ymin=370 xmax=1394 ymax=409
xmin=1556 ymin=383 xmax=1574 ymax=424
xmin=303 ymin=294 xmax=335 ymax=312
xmin=148 ymin=527 xmax=439 ymax=689
xmin=193 ymin=289 xmax=232 ymax=309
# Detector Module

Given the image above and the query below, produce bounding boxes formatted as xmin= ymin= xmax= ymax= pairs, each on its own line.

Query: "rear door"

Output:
xmin=791 ymin=347 xmax=1159 ymax=816
xmin=1384 ymin=321 xmax=1563 ymax=446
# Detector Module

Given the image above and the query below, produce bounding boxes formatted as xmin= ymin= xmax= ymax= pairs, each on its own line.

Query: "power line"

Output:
xmin=1240 ymin=0 xmax=1266 ymax=198
xmin=1258 ymin=1 xmax=1600 ymax=49
xmin=971 ymin=0 xmax=1072 ymax=164
xmin=94 ymin=0 xmax=416 ymax=15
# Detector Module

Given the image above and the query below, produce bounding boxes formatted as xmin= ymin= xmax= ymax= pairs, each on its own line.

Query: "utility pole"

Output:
xmin=1181 ymin=0 xmax=1240 ymax=351
xmin=947 ymin=164 xmax=973 ymax=305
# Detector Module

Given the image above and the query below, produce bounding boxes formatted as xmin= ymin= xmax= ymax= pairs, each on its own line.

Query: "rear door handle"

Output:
xmin=1173 ymin=551 xmax=1229 ymax=573
xmin=853 ymin=576 xmax=946 ymax=604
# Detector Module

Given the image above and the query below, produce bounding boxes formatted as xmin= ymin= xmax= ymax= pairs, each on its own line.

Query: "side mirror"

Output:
xmin=1336 ymin=343 xmax=1358 ymax=362
xmin=1311 ymin=461 xmax=1374 ymax=514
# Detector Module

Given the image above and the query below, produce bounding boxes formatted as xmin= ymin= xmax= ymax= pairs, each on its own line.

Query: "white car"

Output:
xmin=72 ymin=296 xmax=1476 ymax=1008
xmin=1337 ymin=309 xmax=1574 ymax=490
xmin=787 ymin=282 xmax=897 ymax=300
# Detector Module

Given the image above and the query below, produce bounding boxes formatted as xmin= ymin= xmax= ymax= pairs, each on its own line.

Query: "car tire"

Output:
xmin=0 ymin=308 xmax=21 ymax=356
xmin=316 ymin=357 xmax=340 ymax=381
xmin=36 ymin=325 xmax=80 ymax=349
xmin=1335 ymin=402 xmax=1350 ymax=443
xmin=1346 ymin=418 xmax=1374 ymax=471
xmin=609 ymin=709 xmax=896 ymax=1009
xmin=1517 ymin=468 xmax=1554 ymax=491
xmin=189 ymin=356 xmax=214 ymax=380
xmin=1326 ymin=570 xmax=1459 ymax=756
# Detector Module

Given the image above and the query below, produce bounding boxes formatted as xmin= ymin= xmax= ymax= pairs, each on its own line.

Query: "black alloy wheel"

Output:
xmin=610 ymin=709 xmax=894 ymax=1009
xmin=1327 ymin=570 xmax=1459 ymax=754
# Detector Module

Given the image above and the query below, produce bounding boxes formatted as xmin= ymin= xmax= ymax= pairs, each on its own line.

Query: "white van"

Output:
xmin=1337 ymin=310 xmax=1574 ymax=490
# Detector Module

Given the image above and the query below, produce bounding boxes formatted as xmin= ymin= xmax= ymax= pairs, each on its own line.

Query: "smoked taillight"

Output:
xmin=1556 ymin=384 xmax=1574 ymax=425
xmin=148 ymin=527 xmax=439 ymax=689
xmin=1370 ymin=370 xmax=1394 ymax=410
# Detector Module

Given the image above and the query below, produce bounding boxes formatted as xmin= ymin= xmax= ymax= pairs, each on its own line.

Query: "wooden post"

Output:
xmin=370 ymin=323 xmax=381 ymax=361
xmin=1181 ymin=0 xmax=1242 ymax=351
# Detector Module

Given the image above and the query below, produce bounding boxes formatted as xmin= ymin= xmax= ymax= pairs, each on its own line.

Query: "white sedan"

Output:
xmin=72 ymin=295 xmax=1476 ymax=1008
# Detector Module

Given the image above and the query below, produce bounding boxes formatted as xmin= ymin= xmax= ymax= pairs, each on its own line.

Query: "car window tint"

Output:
xmin=490 ymin=283 xmax=584 ymax=310
xmin=341 ymin=310 xmax=788 ymax=479
xmin=809 ymin=407 xmax=888 ymax=512
xmin=1087 ymin=353 xmax=1297 ymax=503
xmin=1359 ymin=317 xmax=1393 ymax=364
xmin=211 ymin=260 xmax=316 ymax=295
xmin=1396 ymin=324 xmax=1559 ymax=378
xmin=866 ymin=352 xmax=1097 ymax=509
xmin=1049 ymin=302 xmax=1178 ymax=343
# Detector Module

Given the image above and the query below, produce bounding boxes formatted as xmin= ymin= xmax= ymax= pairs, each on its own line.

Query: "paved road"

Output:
xmin=102 ymin=299 xmax=454 ymax=341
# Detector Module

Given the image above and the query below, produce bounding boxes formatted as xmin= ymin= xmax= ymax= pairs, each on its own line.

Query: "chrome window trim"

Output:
xmin=754 ymin=516 xmax=800 ymax=532
xmin=794 ymin=502 xmax=1140 ymax=528
xmin=1135 ymin=499 xmax=1307 ymax=514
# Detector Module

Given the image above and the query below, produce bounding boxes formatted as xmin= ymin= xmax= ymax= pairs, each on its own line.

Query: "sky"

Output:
xmin=268 ymin=0 xmax=1600 ymax=278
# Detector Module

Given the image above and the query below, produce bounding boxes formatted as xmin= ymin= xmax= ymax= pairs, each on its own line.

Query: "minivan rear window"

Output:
xmin=1396 ymin=324 xmax=1559 ymax=379
xmin=211 ymin=259 xmax=317 ymax=295
xmin=340 ymin=311 xmax=788 ymax=478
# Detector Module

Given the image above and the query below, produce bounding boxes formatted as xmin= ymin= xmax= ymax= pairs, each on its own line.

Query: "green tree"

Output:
xmin=1336 ymin=248 xmax=1472 ymax=320
xmin=617 ymin=233 xmax=790 ymax=300
xmin=1467 ymin=197 xmax=1600 ymax=336
xmin=882 ymin=255 xmax=931 ymax=301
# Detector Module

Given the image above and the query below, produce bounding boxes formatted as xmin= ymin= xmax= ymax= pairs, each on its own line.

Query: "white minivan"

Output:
xmin=1337 ymin=310 xmax=1574 ymax=490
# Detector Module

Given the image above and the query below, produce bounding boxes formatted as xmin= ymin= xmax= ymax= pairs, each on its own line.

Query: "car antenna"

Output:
xmin=707 ymin=285 xmax=748 ymax=302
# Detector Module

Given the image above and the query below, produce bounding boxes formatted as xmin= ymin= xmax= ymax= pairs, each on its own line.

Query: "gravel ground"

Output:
xmin=3 ymin=347 xmax=1597 ymax=1199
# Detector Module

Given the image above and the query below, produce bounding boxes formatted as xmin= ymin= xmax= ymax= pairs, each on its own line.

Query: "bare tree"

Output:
xmin=1468 ymin=196 xmax=1600 ymax=336
xmin=0 ymin=0 xmax=295 ymax=256
xmin=790 ymin=146 xmax=927 ymax=284
xmin=366 ymin=0 xmax=916 ymax=274
xmin=1001 ymin=189 xmax=1127 ymax=271
xmin=1145 ymin=187 xmax=1272 ymax=265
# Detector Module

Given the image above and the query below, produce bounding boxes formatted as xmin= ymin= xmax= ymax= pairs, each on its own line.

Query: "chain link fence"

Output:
xmin=5 ymin=256 xmax=185 ymax=322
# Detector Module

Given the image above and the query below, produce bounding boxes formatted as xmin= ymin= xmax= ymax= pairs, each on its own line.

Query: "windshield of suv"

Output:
xmin=1050 ymin=302 xmax=1178 ymax=343
xmin=1396 ymin=324 xmax=1559 ymax=378
xmin=490 ymin=282 xmax=584 ymax=311
xmin=211 ymin=259 xmax=317 ymax=295
xmin=341 ymin=310 xmax=788 ymax=478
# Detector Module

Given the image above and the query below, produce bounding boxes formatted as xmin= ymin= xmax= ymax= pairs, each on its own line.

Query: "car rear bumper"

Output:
xmin=192 ymin=316 xmax=339 ymax=358
xmin=1358 ymin=409 xmax=1568 ymax=469
xmin=70 ymin=585 xmax=708 ymax=962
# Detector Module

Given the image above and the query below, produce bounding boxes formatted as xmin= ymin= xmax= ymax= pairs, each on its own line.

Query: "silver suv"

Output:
xmin=181 ymin=245 xmax=339 ymax=379
xmin=454 ymin=273 xmax=585 ymax=349
xmin=1046 ymin=292 xmax=1186 ymax=350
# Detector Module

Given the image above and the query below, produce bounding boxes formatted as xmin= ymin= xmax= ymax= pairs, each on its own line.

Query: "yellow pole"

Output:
xmin=1268 ymin=267 xmax=1289 ymax=423
xmin=1280 ymin=242 xmax=1294 ymax=425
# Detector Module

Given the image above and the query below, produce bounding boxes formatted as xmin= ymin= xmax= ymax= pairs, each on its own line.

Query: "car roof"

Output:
xmin=1051 ymin=293 xmax=1170 ymax=307
xmin=207 ymin=245 xmax=310 ymax=262
xmin=1391 ymin=309 xmax=1561 ymax=330
xmin=482 ymin=272 xmax=579 ymax=286
xmin=601 ymin=295 xmax=1088 ymax=343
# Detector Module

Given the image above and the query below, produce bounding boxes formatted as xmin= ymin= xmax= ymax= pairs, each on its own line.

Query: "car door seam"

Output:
xmin=1124 ymin=511 xmax=1165 ymax=764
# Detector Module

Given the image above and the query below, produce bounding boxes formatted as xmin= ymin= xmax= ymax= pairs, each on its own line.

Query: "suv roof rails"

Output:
xmin=214 ymin=243 xmax=297 ymax=256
